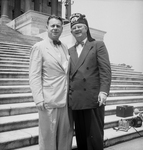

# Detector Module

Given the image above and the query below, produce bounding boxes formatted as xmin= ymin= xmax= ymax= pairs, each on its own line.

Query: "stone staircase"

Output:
xmin=0 ymin=42 xmax=143 ymax=150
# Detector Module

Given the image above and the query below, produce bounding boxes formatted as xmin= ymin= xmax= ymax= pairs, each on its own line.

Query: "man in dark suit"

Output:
xmin=68 ymin=13 xmax=111 ymax=150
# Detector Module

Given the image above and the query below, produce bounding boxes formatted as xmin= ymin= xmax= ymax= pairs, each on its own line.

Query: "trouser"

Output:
xmin=38 ymin=105 xmax=73 ymax=150
xmin=73 ymin=106 xmax=105 ymax=150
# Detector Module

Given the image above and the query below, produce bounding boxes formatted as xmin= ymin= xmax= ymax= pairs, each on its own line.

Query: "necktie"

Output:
xmin=75 ymin=41 xmax=84 ymax=47
xmin=53 ymin=40 xmax=61 ymax=46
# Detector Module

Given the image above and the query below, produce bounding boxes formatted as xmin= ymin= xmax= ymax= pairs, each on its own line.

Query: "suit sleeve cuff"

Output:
xmin=100 ymin=91 xmax=107 ymax=96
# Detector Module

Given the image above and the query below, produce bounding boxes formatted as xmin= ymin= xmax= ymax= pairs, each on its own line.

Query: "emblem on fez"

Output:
xmin=71 ymin=16 xmax=79 ymax=23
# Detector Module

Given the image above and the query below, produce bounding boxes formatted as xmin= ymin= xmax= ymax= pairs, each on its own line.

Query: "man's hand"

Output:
xmin=36 ymin=101 xmax=45 ymax=111
xmin=98 ymin=92 xmax=107 ymax=107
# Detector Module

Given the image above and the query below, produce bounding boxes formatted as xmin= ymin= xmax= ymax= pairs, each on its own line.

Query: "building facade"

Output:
xmin=0 ymin=0 xmax=71 ymax=24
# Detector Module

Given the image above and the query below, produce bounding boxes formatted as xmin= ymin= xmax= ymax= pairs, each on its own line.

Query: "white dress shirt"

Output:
xmin=76 ymin=38 xmax=87 ymax=57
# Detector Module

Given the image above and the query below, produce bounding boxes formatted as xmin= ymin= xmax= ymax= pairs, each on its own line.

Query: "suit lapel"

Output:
xmin=61 ymin=44 xmax=70 ymax=62
xmin=44 ymin=39 xmax=65 ymax=71
xmin=61 ymin=43 xmax=70 ymax=74
xmin=70 ymin=46 xmax=79 ymax=66
xmin=71 ymin=40 xmax=95 ymax=77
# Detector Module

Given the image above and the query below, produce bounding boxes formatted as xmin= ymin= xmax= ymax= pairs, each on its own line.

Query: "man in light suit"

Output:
xmin=29 ymin=15 xmax=73 ymax=150
xmin=68 ymin=13 xmax=111 ymax=150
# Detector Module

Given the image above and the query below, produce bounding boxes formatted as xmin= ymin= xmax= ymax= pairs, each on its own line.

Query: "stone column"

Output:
xmin=14 ymin=0 xmax=21 ymax=18
xmin=51 ymin=0 xmax=58 ymax=16
xmin=61 ymin=0 xmax=72 ymax=20
xmin=34 ymin=0 xmax=40 ymax=11
xmin=0 ymin=0 xmax=11 ymax=24
xmin=67 ymin=0 xmax=72 ymax=19
xmin=24 ymin=0 xmax=31 ymax=12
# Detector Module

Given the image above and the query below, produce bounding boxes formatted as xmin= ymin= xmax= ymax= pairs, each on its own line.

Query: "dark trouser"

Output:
xmin=73 ymin=106 xmax=105 ymax=150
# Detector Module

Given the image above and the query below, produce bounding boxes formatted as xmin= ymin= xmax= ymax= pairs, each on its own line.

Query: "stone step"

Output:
xmin=0 ymin=93 xmax=33 ymax=104
xmin=0 ymin=68 xmax=29 ymax=72
xmin=0 ymin=89 xmax=138 ymax=97
xmin=0 ymin=53 xmax=29 ymax=60
xmin=1 ymin=66 xmax=143 ymax=77
xmin=104 ymin=126 xmax=143 ymax=148
xmin=0 ymin=64 xmax=141 ymax=78
xmin=0 ymin=92 xmax=143 ymax=105
xmin=110 ymin=85 xmax=143 ymax=90
xmin=0 ymin=57 xmax=29 ymax=62
xmin=0 ymin=48 xmax=30 ymax=54
xmin=112 ymin=76 xmax=143 ymax=81
xmin=0 ymin=113 xmax=38 ymax=132
xmin=0 ymin=47 xmax=30 ymax=51
xmin=0 ymin=48 xmax=30 ymax=56
xmin=0 ymin=124 xmax=143 ymax=150
xmin=104 ymin=137 xmax=143 ymax=150
xmin=111 ymin=80 xmax=143 ymax=85
xmin=0 ymin=65 xmax=28 ymax=70
xmin=0 ymin=44 xmax=31 ymax=50
xmin=0 ymin=127 xmax=76 ymax=150
xmin=0 ymin=59 xmax=134 ymax=69
xmin=112 ymin=71 xmax=143 ymax=76
xmin=0 ymin=62 xmax=138 ymax=74
xmin=111 ymin=63 xmax=134 ymax=70
xmin=107 ymin=95 xmax=143 ymax=105
xmin=109 ymin=90 xmax=143 ymax=97
xmin=0 ymin=46 xmax=30 ymax=52
xmin=0 ymin=103 xmax=143 ymax=132
xmin=0 ymin=72 xmax=29 ymax=78
xmin=0 ymin=78 xmax=142 ymax=86
xmin=111 ymin=67 xmax=134 ymax=72
xmin=1 ymin=72 xmax=143 ymax=80
xmin=0 ymin=57 xmax=138 ymax=74
xmin=13 ymin=136 xmax=77 ymax=150
xmin=0 ymin=85 xmax=31 ymax=94
xmin=14 ymin=137 xmax=143 ymax=150
xmin=0 ymin=79 xmax=29 ymax=86
xmin=111 ymin=67 xmax=134 ymax=71
xmin=0 ymin=101 xmax=143 ymax=117
xmin=0 ymin=61 xmax=29 ymax=66
xmin=112 ymin=69 xmax=142 ymax=75
xmin=0 ymin=102 xmax=37 ymax=117
xmin=0 ymin=85 xmax=143 ymax=94
xmin=0 ymin=42 xmax=31 ymax=48
xmin=112 ymin=74 xmax=143 ymax=79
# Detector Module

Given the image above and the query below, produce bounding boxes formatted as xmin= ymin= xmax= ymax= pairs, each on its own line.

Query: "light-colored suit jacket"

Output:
xmin=29 ymin=38 xmax=70 ymax=108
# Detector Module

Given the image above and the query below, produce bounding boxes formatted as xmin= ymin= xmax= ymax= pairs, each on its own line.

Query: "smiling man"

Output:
xmin=68 ymin=13 xmax=111 ymax=150
xmin=29 ymin=15 xmax=73 ymax=150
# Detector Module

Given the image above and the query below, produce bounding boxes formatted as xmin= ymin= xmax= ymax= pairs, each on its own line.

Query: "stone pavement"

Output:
xmin=104 ymin=137 xmax=143 ymax=150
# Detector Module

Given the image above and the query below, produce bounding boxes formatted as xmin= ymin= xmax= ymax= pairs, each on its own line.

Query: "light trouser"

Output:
xmin=38 ymin=105 xmax=73 ymax=150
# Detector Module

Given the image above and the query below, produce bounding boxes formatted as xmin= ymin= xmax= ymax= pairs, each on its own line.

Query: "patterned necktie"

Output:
xmin=75 ymin=41 xmax=84 ymax=47
xmin=53 ymin=40 xmax=61 ymax=46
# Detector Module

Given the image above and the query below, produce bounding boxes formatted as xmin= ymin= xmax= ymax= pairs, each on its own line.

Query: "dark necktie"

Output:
xmin=53 ymin=40 xmax=61 ymax=46
xmin=75 ymin=41 xmax=84 ymax=47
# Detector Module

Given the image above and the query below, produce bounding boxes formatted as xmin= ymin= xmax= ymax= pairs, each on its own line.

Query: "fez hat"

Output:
xmin=69 ymin=13 xmax=95 ymax=42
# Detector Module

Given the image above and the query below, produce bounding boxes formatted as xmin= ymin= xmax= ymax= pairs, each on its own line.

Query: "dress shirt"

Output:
xmin=76 ymin=38 xmax=87 ymax=57
xmin=49 ymin=38 xmax=68 ymax=72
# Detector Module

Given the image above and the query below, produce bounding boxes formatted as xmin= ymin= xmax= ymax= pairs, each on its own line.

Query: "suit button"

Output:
xmin=84 ymin=88 xmax=86 ymax=91
xmin=83 ymin=78 xmax=86 ymax=82
xmin=87 ymin=67 xmax=89 ymax=70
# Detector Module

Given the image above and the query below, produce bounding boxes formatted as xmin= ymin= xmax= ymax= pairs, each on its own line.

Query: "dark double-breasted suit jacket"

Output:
xmin=68 ymin=40 xmax=111 ymax=110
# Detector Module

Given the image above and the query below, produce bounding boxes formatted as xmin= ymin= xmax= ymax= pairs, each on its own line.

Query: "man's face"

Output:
xmin=71 ymin=23 xmax=87 ymax=41
xmin=47 ymin=18 xmax=63 ymax=41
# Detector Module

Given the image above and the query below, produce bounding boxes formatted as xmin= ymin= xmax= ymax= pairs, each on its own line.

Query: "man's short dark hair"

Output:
xmin=47 ymin=15 xmax=63 ymax=25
